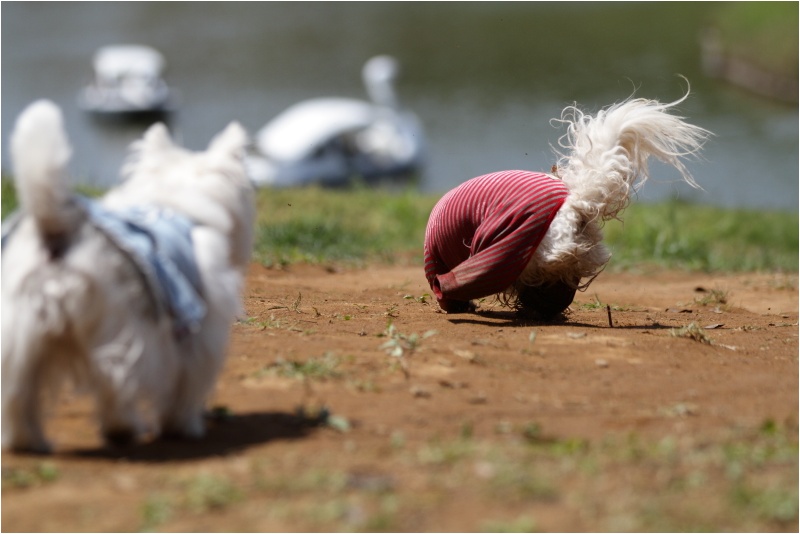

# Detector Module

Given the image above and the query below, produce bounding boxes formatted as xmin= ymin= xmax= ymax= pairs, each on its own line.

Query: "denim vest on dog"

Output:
xmin=2 ymin=196 xmax=206 ymax=337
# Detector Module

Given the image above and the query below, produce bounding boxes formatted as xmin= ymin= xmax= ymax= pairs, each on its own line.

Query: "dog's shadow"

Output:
xmin=66 ymin=411 xmax=319 ymax=463
xmin=449 ymin=309 xmax=675 ymax=330
xmin=447 ymin=309 xmax=591 ymax=328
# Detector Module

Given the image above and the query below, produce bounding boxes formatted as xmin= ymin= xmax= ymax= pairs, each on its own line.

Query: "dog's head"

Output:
xmin=114 ymin=121 xmax=255 ymax=269
xmin=512 ymin=279 xmax=578 ymax=321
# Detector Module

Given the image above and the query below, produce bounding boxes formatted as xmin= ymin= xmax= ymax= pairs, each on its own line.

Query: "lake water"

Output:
xmin=2 ymin=2 xmax=797 ymax=211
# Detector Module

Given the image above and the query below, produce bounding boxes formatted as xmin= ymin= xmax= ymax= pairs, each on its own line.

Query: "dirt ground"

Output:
xmin=2 ymin=263 xmax=798 ymax=532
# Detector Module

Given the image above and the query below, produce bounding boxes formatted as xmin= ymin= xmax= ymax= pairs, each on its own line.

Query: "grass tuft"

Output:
xmin=670 ymin=322 xmax=714 ymax=345
xmin=603 ymin=201 xmax=798 ymax=272
xmin=262 ymin=352 xmax=341 ymax=381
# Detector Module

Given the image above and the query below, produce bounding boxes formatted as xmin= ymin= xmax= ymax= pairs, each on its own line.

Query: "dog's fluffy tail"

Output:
xmin=554 ymin=88 xmax=710 ymax=222
xmin=10 ymin=100 xmax=82 ymax=239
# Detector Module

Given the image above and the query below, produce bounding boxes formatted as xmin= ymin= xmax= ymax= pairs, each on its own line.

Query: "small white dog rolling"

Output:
xmin=2 ymin=100 xmax=255 ymax=452
xmin=423 ymin=88 xmax=710 ymax=319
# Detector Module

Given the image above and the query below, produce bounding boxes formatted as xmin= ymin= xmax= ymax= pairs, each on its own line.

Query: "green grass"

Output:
xmin=1 ymin=462 xmax=60 ymax=490
xmin=710 ymin=2 xmax=798 ymax=77
xmin=602 ymin=201 xmax=798 ymax=272
xmin=2 ymin=180 xmax=796 ymax=272
xmin=121 ymin=419 xmax=798 ymax=531
xmin=252 ymin=187 xmax=798 ymax=272
xmin=252 ymin=185 xmax=435 ymax=266
xmin=260 ymin=352 xmax=342 ymax=381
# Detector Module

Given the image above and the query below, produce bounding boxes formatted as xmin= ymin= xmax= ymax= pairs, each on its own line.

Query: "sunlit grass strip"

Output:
xmin=2 ymin=180 xmax=796 ymax=272
xmin=254 ymin=187 xmax=798 ymax=272
xmin=252 ymin=185 xmax=436 ymax=266
xmin=603 ymin=201 xmax=798 ymax=272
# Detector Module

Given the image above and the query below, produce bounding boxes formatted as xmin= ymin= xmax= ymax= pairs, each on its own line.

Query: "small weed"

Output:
xmin=417 ymin=438 xmax=474 ymax=466
xmin=403 ymin=292 xmax=432 ymax=304
xmin=730 ymin=484 xmax=799 ymax=525
xmin=184 ymin=473 xmax=241 ymax=512
xmin=295 ymin=404 xmax=352 ymax=432
xmin=489 ymin=466 xmax=558 ymax=502
xmin=239 ymin=314 xmax=284 ymax=330
xmin=736 ymin=324 xmax=763 ymax=332
xmin=660 ymin=402 xmax=699 ymax=418
xmin=362 ymin=495 xmax=401 ymax=532
xmin=521 ymin=422 xmax=543 ymax=443
xmin=349 ymin=379 xmax=381 ymax=393
xmin=670 ymin=323 xmax=714 ymax=345
xmin=264 ymin=352 xmax=341 ymax=381
xmin=1 ymin=462 xmax=59 ymax=489
xmin=695 ymin=288 xmax=729 ymax=307
xmin=581 ymin=294 xmax=605 ymax=310
xmin=578 ymin=294 xmax=623 ymax=312
xmin=140 ymin=493 xmax=173 ymax=532
xmin=291 ymin=292 xmax=303 ymax=313
xmin=379 ymin=320 xmax=436 ymax=378
xmin=390 ymin=430 xmax=406 ymax=449
xmin=481 ymin=515 xmax=537 ymax=533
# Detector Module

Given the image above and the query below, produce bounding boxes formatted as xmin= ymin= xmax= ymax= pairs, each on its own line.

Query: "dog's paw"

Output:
xmin=161 ymin=415 xmax=206 ymax=440
xmin=437 ymin=298 xmax=476 ymax=314
xmin=515 ymin=281 xmax=577 ymax=322
xmin=4 ymin=441 xmax=53 ymax=455
xmin=103 ymin=427 xmax=138 ymax=448
xmin=3 ymin=428 xmax=53 ymax=455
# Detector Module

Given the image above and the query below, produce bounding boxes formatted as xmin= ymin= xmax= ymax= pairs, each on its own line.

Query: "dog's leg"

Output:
xmin=160 ymin=228 xmax=241 ymax=439
xmin=93 ymin=375 xmax=145 ymax=447
xmin=161 ymin=314 xmax=232 ymax=439
xmin=161 ymin=337 xmax=224 ymax=439
xmin=95 ymin=390 xmax=143 ymax=447
xmin=89 ymin=333 xmax=151 ymax=447
xmin=2 ymin=336 xmax=53 ymax=454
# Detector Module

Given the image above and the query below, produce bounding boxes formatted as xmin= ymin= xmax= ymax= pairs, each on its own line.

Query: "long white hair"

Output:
xmin=520 ymin=84 xmax=711 ymax=291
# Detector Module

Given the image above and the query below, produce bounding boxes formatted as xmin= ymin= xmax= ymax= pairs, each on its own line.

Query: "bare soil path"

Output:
xmin=2 ymin=264 xmax=797 ymax=532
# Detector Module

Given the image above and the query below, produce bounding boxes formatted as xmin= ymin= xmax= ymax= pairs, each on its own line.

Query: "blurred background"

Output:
xmin=2 ymin=2 xmax=797 ymax=210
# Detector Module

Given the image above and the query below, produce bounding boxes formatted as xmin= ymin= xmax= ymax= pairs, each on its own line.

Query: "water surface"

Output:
xmin=2 ymin=2 xmax=797 ymax=210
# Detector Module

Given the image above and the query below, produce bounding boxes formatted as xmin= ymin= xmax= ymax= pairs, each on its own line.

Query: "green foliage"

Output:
xmin=379 ymin=320 xmax=437 ymax=378
xmin=258 ymin=190 xmax=797 ymax=272
xmin=603 ymin=201 xmax=798 ymax=272
xmin=184 ymin=473 xmax=241 ymax=512
xmin=669 ymin=322 xmax=714 ymax=345
xmin=140 ymin=493 xmax=173 ymax=532
xmin=481 ymin=515 xmax=537 ymax=533
xmin=4 ymin=179 xmax=795 ymax=273
xmin=263 ymin=352 xmax=342 ymax=381
xmin=2 ymin=178 xmax=103 ymax=220
xmin=710 ymin=2 xmax=799 ymax=76
xmin=1 ymin=462 xmax=59 ymax=489
xmin=2 ymin=178 xmax=17 ymax=219
xmin=253 ymin=186 xmax=435 ymax=266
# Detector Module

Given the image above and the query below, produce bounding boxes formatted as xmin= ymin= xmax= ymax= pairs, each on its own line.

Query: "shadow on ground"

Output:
xmin=62 ymin=411 xmax=320 ymax=463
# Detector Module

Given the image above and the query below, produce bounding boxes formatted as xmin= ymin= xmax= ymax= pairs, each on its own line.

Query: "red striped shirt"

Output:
xmin=424 ymin=170 xmax=569 ymax=311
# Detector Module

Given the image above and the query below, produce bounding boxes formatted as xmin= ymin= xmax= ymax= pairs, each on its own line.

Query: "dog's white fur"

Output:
xmin=2 ymin=100 xmax=254 ymax=453
xmin=518 ymin=89 xmax=710 ymax=291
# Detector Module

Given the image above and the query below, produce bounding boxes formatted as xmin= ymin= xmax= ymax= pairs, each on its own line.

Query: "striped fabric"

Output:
xmin=423 ymin=170 xmax=569 ymax=311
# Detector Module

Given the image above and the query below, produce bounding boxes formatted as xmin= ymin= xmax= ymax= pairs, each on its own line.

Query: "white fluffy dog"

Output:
xmin=2 ymin=100 xmax=254 ymax=453
xmin=423 ymin=89 xmax=710 ymax=318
